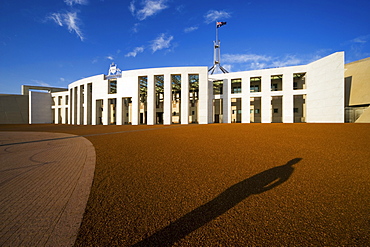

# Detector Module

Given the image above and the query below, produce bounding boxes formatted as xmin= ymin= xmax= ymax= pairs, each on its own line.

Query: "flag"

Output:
xmin=216 ymin=22 xmax=227 ymax=28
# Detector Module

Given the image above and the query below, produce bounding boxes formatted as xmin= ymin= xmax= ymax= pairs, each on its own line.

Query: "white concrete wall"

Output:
xmin=306 ymin=52 xmax=344 ymax=123
xmin=29 ymin=91 xmax=53 ymax=124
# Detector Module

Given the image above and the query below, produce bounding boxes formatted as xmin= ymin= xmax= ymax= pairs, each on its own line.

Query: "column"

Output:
xmin=181 ymin=73 xmax=189 ymax=124
xmin=198 ymin=70 xmax=209 ymax=124
xmin=77 ymin=86 xmax=81 ymax=125
xmin=283 ymin=73 xmax=294 ymax=123
xmin=116 ymin=97 xmax=123 ymax=125
xmin=102 ymin=98 xmax=108 ymax=125
xmin=222 ymin=78 xmax=230 ymax=123
xmin=242 ymin=76 xmax=251 ymax=123
xmin=147 ymin=75 xmax=155 ymax=125
xmin=261 ymin=75 xmax=271 ymax=123
xmin=163 ymin=74 xmax=172 ymax=125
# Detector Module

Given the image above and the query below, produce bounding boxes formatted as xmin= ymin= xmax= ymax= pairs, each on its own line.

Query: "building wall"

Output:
xmin=64 ymin=67 xmax=209 ymax=126
xmin=306 ymin=52 xmax=344 ymax=123
xmin=344 ymin=56 xmax=370 ymax=123
xmin=0 ymin=94 xmax=29 ymax=124
xmin=42 ymin=53 xmax=344 ymax=125
xmin=29 ymin=91 xmax=53 ymax=124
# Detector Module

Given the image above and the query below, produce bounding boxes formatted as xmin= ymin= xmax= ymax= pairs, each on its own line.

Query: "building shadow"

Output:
xmin=133 ymin=158 xmax=302 ymax=246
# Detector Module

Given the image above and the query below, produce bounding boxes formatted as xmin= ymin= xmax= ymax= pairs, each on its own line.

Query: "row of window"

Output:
xmin=215 ymin=73 xmax=306 ymax=95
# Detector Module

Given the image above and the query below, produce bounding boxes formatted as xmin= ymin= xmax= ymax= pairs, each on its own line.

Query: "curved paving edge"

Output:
xmin=0 ymin=132 xmax=96 ymax=247
xmin=46 ymin=134 xmax=96 ymax=247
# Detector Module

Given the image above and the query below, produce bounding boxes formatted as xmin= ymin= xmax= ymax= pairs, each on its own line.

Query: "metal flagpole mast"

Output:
xmin=209 ymin=21 xmax=229 ymax=75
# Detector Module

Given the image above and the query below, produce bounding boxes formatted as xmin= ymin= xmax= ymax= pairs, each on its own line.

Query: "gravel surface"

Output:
xmin=1 ymin=123 xmax=369 ymax=246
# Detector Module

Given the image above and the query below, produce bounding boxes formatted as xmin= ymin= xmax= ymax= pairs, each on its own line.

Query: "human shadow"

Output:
xmin=133 ymin=158 xmax=302 ymax=246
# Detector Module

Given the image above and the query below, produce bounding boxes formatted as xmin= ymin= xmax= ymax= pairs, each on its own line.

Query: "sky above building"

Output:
xmin=1 ymin=0 xmax=369 ymax=94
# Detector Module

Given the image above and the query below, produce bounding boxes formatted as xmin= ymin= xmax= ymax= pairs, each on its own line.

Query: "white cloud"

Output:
xmin=130 ymin=0 xmax=168 ymax=21
xmin=222 ymin=53 xmax=308 ymax=70
xmin=125 ymin=46 xmax=145 ymax=57
xmin=223 ymin=54 xmax=271 ymax=63
xmin=204 ymin=10 xmax=231 ymax=24
xmin=48 ymin=11 xmax=84 ymax=41
xmin=106 ymin=56 xmax=114 ymax=60
xmin=60 ymin=77 xmax=65 ymax=82
xmin=150 ymin=33 xmax=173 ymax=52
xmin=64 ymin=0 xmax=88 ymax=6
xmin=271 ymin=55 xmax=301 ymax=67
xmin=32 ymin=80 xmax=50 ymax=87
xmin=129 ymin=1 xmax=136 ymax=15
xmin=351 ymin=34 xmax=370 ymax=44
xmin=184 ymin=26 xmax=198 ymax=33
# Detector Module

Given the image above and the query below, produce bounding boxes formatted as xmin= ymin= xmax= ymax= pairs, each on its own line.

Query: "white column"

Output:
xmin=102 ymin=98 xmax=108 ymax=125
xmin=222 ymin=79 xmax=230 ymax=123
xmin=147 ymin=75 xmax=155 ymax=125
xmin=83 ymin=84 xmax=87 ymax=125
xmin=242 ymin=76 xmax=250 ymax=123
xmin=163 ymin=74 xmax=172 ymax=125
xmin=181 ymin=73 xmax=189 ymax=124
xmin=116 ymin=97 xmax=123 ymax=125
xmin=54 ymin=106 xmax=59 ymax=124
xmin=198 ymin=70 xmax=209 ymax=124
xmin=261 ymin=75 xmax=271 ymax=123
xmin=283 ymin=73 xmax=294 ymax=123
xmin=207 ymin=79 xmax=213 ymax=124
xmin=77 ymin=86 xmax=81 ymax=125
xmin=92 ymin=97 xmax=96 ymax=125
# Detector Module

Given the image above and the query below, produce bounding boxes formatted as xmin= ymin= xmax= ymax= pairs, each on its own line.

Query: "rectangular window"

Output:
xmin=213 ymin=80 xmax=223 ymax=95
xmin=255 ymin=109 xmax=260 ymax=114
xmin=294 ymin=108 xmax=299 ymax=113
xmin=65 ymin=95 xmax=69 ymax=104
xmin=108 ymin=79 xmax=117 ymax=94
xmin=250 ymin=77 xmax=261 ymax=92
xmin=274 ymin=108 xmax=279 ymax=113
xmin=293 ymin=73 xmax=306 ymax=90
xmin=271 ymin=75 xmax=283 ymax=91
xmin=231 ymin=78 xmax=242 ymax=94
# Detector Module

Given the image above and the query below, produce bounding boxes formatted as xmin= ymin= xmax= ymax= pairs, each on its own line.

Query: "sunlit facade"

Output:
xmin=25 ymin=52 xmax=345 ymax=125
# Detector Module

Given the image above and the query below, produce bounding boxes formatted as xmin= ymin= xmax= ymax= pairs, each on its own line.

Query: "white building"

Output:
xmin=30 ymin=52 xmax=344 ymax=125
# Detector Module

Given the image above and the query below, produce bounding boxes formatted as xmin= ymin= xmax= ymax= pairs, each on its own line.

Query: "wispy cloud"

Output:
xmin=223 ymin=54 xmax=271 ymax=63
xmin=222 ymin=52 xmax=317 ymax=71
xmin=184 ymin=26 xmax=198 ymax=33
xmin=32 ymin=80 xmax=50 ymax=87
xmin=47 ymin=11 xmax=84 ymax=41
xmin=150 ymin=33 xmax=173 ymax=52
xmin=204 ymin=10 xmax=231 ymax=24
xmin=130 ymin=0 xmax=168 ymax=21
xmin=351 ymin=34 xmax=370 ymax=44
xmin=271 ymin=55 xmax=302 ymax=67
xmin=125 ymin=46 xmax=144 ymax=57
xmin=106 ymin=56 xmax=114 ymax=60
xmin=64 ymin=0 xmax=88 ymax=6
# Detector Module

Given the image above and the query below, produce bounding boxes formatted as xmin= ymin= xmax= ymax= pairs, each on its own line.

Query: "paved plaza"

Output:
xmin=0 ymin=132 xmax=95 ymax=246
xmin=0 ymin=124 xmax=369 ymax=246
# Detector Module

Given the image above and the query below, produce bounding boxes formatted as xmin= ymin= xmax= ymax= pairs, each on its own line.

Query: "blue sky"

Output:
xmin=1 ymin=0 xmax=369 ymax=94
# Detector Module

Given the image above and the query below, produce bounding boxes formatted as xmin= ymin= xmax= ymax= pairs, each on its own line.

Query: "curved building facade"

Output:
xmin=44 ymin=52 xmax=345 ymax=125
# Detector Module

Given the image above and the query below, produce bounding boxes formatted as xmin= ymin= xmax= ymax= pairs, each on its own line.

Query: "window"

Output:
xmin=250 ymin=77 xmax=261 ymax=92
xmin=213 ymin=80 xmax=223 ymax=95
xmin=274 ymin=108 xmax=279 ymax=113
xmin=294 ymin=108 xmax=299 ymax=113
xmin=255 ymin=109 xmax=260 ymax=114
xmin=231 ymin=78 xmax=242 ymax=94
xmin=65 ymin=95 xmax=69 ymax=104
xmin=108 ymin=79 xmax=117 ymax=94
xmin=250 ymin=85 xmax=260 ymax=92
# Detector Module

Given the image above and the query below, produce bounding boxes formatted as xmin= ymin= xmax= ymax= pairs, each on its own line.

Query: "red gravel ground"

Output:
xmin=1 ymin=123 xmax=370 ymax=246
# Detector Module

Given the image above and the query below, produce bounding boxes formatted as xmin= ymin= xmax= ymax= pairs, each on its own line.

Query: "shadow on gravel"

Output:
xmin=133 ymin=158 xmax=302 ymax=246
